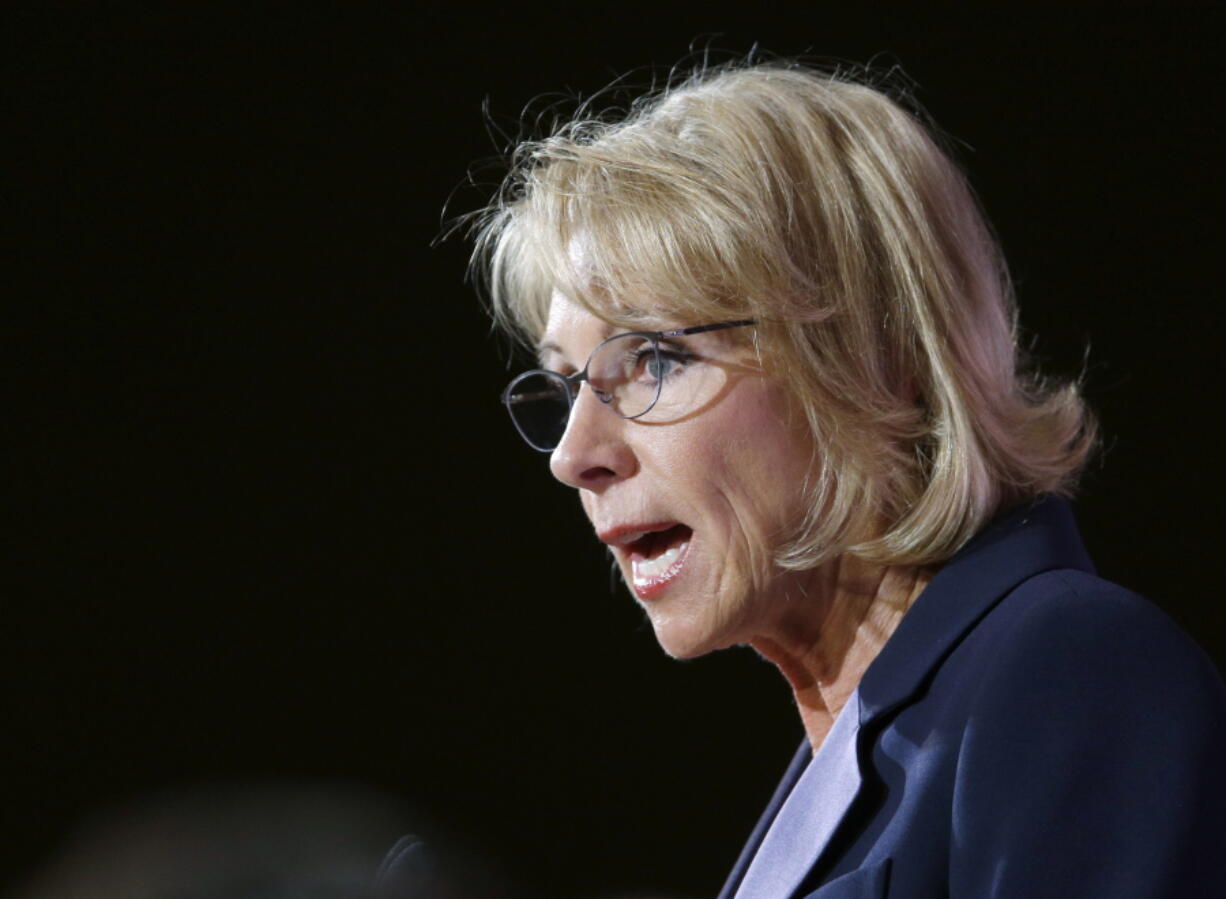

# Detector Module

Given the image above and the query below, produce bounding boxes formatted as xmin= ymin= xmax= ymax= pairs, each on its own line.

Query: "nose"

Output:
xmin=549 ymin=383 xmax=637 ymax=490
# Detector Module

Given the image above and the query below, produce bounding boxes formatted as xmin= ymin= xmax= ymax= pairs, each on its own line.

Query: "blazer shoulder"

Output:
xmin=960 ymin=567 xmax=1226 ymax=737
xmin=989 ymin=568 xmax=1214 ymax=668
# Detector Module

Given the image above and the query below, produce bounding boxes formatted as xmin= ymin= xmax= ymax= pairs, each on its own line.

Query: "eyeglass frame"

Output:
xmin=500 ymin=318 xmax=757 ymax=452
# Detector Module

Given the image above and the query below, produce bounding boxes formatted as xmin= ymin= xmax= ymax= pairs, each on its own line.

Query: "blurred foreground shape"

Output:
xmin=8 ymin=780 xmax=414 ymax=899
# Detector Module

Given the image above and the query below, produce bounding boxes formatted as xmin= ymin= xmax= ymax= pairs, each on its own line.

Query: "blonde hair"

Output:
xmin=469 ymin=61 xmax=1096 ymax=569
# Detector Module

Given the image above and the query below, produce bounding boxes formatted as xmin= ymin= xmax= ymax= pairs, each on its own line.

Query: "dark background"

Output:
xmin=6 ymin=4 xmax=1223 ymax=896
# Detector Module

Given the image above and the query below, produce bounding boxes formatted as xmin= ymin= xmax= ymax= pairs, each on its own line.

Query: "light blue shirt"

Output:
xmin=734 ymin=690 xmax=863 ymax=899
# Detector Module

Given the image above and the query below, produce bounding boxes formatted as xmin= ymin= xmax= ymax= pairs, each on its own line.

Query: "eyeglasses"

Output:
xmin=501 ymin=319 xmax=756 ymax=452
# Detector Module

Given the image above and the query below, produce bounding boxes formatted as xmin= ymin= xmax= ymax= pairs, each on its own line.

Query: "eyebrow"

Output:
xmin=535 ymin=340 xmax=562 ymax=367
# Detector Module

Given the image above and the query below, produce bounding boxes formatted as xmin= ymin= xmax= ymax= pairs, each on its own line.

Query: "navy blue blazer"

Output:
xmin=718 ymin=497 xmax=1226 ymax=899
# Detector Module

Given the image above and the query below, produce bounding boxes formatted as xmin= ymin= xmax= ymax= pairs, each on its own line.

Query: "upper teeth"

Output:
xmin=632 ymin=538 xmax=689 ymax=583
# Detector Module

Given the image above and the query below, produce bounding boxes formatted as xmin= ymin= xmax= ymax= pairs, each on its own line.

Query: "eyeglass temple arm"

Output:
xmin=658 ymin=319 xmax=756 ymax=339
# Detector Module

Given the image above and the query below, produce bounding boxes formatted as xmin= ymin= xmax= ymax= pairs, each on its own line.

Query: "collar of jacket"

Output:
xmin=856 ymin=493 xmax=1095 ymax=728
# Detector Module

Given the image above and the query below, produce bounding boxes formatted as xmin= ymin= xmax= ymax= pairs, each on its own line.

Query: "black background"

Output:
xmin=6 ymin=4 xmax=1223 ymax=897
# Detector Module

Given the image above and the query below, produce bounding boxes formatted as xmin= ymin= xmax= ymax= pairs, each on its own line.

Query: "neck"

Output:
xmin=749 ymin=556 xmax=931 ymax=751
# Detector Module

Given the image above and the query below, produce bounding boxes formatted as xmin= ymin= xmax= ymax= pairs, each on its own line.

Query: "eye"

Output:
xmin=647 ymin=352 xmax=676 ymax=380
xmin=640 ymin=348 xmax=690 ymax=383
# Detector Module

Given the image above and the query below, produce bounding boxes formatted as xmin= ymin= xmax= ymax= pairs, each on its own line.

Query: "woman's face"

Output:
xmin=542 ymin=294 xmax=819 ymax=659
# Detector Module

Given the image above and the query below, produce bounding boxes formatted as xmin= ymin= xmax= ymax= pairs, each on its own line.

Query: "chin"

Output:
xmin=647 ymin=615 xmax=735 ymax=660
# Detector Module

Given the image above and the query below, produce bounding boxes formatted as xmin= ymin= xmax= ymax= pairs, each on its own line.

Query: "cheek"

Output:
xmin=695 ymin=386 xmax=813 ymax=563
xmin=719 ymin=387 xmax=812 ymax=495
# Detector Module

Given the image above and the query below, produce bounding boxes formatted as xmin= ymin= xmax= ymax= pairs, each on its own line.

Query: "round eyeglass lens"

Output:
xmin=588 ymin=333 xmax=662 ymax=420
xmin=504 ymin=371 xmax=571 ymax=451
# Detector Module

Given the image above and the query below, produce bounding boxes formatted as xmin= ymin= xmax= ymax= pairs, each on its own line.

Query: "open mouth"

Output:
xmin=627 ymin=524 xmax=693 ymax=598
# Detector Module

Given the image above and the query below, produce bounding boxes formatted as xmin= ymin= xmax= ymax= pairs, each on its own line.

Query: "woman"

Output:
xmin=393 ymin=63 xmax=1226 ymax=898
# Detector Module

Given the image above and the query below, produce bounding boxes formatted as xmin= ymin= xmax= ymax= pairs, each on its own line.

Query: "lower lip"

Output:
xmin=631 ymin=538 xmax=692 ymax=601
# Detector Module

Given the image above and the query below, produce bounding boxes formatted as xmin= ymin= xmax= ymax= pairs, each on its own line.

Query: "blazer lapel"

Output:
xmin=856 ymin=496 xmax=1094 ymax=728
